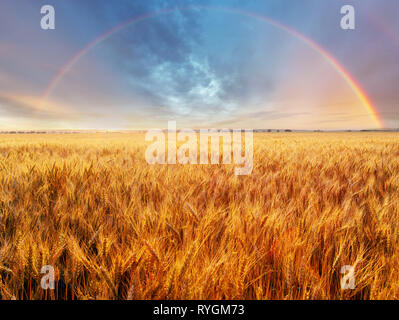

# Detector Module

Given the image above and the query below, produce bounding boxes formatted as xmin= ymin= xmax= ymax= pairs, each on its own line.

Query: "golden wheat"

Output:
xmin=0 ymin=132 xmax=398 ymax=300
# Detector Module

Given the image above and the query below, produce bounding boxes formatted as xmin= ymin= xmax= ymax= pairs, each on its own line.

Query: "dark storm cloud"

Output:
xmin=71 ymin=0 xmax=279 ymax=118
xmin=80 ymin=0 xmax=217 ymax=115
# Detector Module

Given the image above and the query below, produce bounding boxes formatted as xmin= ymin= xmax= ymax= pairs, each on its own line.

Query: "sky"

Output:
xmin=0 ymin=0 xmax=398 ymax=130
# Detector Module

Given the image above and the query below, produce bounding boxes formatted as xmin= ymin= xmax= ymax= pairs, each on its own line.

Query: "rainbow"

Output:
xmin=41 ymin=6 xmax=384 ymax=128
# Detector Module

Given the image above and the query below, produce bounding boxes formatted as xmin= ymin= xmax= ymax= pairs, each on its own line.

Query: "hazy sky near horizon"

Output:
xmin=0 ymin=0 xmax=398 ymax=130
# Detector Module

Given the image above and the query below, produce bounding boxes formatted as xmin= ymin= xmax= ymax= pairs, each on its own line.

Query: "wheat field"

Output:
xmin=0 ymin=132 xmax=398 ymax=300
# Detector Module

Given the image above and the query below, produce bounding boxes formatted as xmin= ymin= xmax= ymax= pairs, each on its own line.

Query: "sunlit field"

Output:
xmin=0 ymin=132 xmax=399 ymax=300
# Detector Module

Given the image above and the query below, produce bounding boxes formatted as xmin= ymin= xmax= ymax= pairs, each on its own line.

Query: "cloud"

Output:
xmin=1 ymin=0 xmax=399 ymax=129
xmin=73 ymin=2 xmax=284 ymax=117
xmin=0 ymin=93 xmax=73 ymax=120
xmin=208 ymin=110 xmax=311 ymax=127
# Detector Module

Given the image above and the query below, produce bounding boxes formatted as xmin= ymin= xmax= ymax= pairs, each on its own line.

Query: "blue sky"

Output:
xmin=0 ymin=0 xmax=398 ymax=130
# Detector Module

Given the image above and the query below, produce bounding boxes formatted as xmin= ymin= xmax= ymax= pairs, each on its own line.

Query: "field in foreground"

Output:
xmin=0 ymin=132 xmax=399 ymax=300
